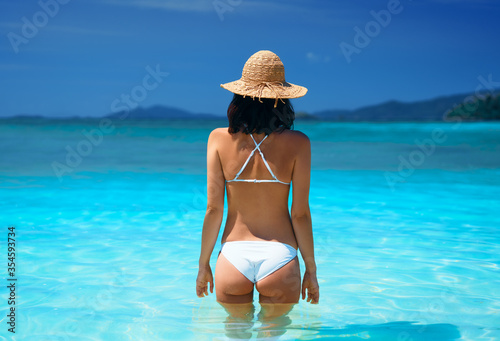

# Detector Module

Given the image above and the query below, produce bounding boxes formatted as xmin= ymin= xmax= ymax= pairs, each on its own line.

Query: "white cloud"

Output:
xmin=44 ymin=25 xmax=124 ymax=36
xmin=306 ymin=52 xmax=331 ymax=63
xmin=101 ymin=0 xmax=322 ymax=14
xmin=102 ymin=0 xmax=214 ymax=12
xmin=429 ymin=0 xmax=494 ymax=2
xmin=1 ymin=22 xmax=123 ymax=36
xmin=417 ymin=0 xmax=498 ymax=7
xmin=97 ymin=0 xmax=356 ymax=27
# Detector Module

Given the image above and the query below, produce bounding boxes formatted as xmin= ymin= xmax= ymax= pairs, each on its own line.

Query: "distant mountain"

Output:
xmin=295 ymin=111 xmax=320 ymax=120
xmin=313 ymin=90 xmax=500 ymax=121
xmin=106 ymin=105 xmax=220 ymax=120
xmin=3 ymin=90 xmax=500 ymax=122
xmin=0 ymin=105 xmax=222 ymax=121
xmin=108 ymin=91 xmax=500 ymax=122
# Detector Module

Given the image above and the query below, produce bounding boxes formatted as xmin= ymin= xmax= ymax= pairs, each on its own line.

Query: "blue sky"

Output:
xmin=1 ymin=0 xmax=500 ymax=117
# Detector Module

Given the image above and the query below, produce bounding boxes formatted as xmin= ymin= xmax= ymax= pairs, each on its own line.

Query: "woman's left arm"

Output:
xmin=196 ymin=129 xmax=225 ymax=297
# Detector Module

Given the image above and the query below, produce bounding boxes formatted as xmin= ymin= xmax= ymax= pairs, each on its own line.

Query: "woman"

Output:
xmin=196 ymin=50 xmax=319 ymax=307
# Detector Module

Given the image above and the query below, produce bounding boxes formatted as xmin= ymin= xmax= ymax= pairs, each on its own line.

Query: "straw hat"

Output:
xmin=220 ymin=50 xmax=308 ymax=107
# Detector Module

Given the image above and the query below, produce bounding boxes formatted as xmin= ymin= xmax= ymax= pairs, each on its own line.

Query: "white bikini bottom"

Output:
xmin=220 ymin=241 xmax=297 ymax=283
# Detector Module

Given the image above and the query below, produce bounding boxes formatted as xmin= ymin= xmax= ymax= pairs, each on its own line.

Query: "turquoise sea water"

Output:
xmin=1 ymin=118 xmax=499 ymax=340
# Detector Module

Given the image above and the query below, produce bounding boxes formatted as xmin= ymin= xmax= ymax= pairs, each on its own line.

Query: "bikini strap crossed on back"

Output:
xmin=226 ymin=134 xmax=290 ymax=185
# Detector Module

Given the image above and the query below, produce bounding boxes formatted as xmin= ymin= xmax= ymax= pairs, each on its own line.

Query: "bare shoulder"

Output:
xmin=209 ymin=127 xmax=228 ymax=136
xmin=279 ymin=129 xmax=310 ymax=149
xmin=208 ymin=127 xmax=229 ymax=143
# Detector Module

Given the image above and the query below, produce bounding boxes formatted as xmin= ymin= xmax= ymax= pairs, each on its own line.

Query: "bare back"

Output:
xmin=209 ymin=128 xmax=310 ymax=249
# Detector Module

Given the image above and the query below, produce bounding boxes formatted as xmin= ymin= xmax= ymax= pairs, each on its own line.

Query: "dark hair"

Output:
xmin=227 ymin=94 xmax=295 ymax=134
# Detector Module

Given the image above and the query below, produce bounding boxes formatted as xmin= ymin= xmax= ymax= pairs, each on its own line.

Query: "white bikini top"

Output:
xmin=226 ymin=134 xmax=290 ymax=185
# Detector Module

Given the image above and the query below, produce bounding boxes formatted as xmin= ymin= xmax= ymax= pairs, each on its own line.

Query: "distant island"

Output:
xmin=3 ymin=89 xmax=499 ymax=122
xmin=312 ymin=91 xmax=500 ymax=122
xmin=108 ymin=90 xmax=500 ymax=122
xmin=106 ymin=106 xmax=220 ymax=120
xmin=445 ymin=94 xmax=500 ymax=121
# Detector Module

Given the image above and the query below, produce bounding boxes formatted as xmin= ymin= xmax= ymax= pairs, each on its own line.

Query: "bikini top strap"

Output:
xmin=249 ymin=133 xmax=268 ymax=147
xmin=232 ymin=134 xmax=268 ymax=181
xmin=250 ymin=134 xmax=280 ymax=182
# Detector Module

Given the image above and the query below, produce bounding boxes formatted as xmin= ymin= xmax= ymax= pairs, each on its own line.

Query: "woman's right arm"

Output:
xmin=290 ymin=133 xmax=319 ymax=304
xmin=196 ymin=129 xmax=225 ymax=297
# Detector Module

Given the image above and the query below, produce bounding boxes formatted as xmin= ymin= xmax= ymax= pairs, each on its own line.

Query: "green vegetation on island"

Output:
xmin=446 ymin=94 xmax=500 ymax=121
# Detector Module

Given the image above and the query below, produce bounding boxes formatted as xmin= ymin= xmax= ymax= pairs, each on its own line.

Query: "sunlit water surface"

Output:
xmin=0 ymin=119 xmax=499 ymax=340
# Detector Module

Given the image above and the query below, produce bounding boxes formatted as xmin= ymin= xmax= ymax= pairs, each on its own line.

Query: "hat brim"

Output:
xmin=220 ymin=79 xmax=308 ymax=99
